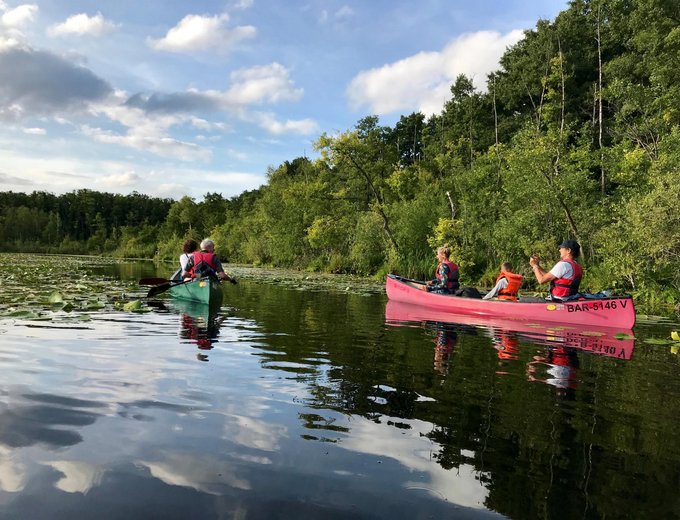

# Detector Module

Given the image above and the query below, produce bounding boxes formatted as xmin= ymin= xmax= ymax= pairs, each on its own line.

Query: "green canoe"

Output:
xmin=169 ymin=277 xmax=223 ymax=307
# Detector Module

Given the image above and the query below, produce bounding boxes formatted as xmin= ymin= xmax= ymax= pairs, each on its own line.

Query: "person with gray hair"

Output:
xmin=182 ymin=238 xmax=236 ymax=283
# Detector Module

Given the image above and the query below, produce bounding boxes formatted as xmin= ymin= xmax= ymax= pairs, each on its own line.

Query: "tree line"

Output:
xmin=2 ymin=0 xmax=679 ymax=304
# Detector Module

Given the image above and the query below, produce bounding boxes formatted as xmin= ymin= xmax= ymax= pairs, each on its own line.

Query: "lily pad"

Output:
xmin=614 ymin=333 xmax=636 ymax=340
xmin=7 ymin=310 xmax=41 ymax=319
xmin=643 ymin=338 xmax=675 ymax=346
xmin=48 ymin=291 xmax=64 ymax=304
xmin=123 ymin=300 xmax=142 ymax=312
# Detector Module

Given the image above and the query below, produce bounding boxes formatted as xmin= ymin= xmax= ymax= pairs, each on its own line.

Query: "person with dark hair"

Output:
xmin=179 ymin=239 xmax=198 ymax=272
xmin=422 ymin=244 xmax=460 ymax=294
xmin=483 ymin=261 xmax=523 ymax=301
xmin=529 ymin=239 xmax=582 ymax=300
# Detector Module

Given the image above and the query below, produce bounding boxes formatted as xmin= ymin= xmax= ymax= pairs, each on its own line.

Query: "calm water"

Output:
xmin=1 ymin=259 xmax=680 ymax=519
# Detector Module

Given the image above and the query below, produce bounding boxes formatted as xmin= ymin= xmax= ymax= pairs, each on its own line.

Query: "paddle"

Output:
xmin=147 ymin=279 xmax=188 ymax=297
xmin=146 ymin=275 xmax=237 ymax=298
xmin=391 ymin=274 xmax=427 ymax=285
xmin=139 ymin=277 xmax=173 ymax=285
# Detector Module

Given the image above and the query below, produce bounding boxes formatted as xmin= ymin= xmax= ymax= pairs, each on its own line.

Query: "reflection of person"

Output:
xmin=529 ymin=240 xmax=583 ymax=300
xmin=483 ymin=262 xmax=523 ymax=301
xmin=527 ymin=346 xmax=579 ymax=393
xmin=433 ymin=326 xmax=457 ymax=376
xmin=180 ymin=312 xmax=224 ymax=359
xmin=493 ymin=331 xmax=520 ymax=360
xmin=179 ymin=239 xmax=198 ymax=272
xmin=422 ymin=245 xmax=460 ymax=294
xmin=182 ymin=238 xmax=235 ymax=282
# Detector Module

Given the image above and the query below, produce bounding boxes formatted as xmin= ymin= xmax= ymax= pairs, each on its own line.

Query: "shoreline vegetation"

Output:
xmin=3 ymin=253 xmax=676 ymax=321
xmin=2 ymin=1 xmax=679 ymax=315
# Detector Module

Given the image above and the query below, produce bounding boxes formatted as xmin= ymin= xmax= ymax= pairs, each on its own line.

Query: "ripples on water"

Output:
xmin=0 ymin=275 xmax=679 ymax=519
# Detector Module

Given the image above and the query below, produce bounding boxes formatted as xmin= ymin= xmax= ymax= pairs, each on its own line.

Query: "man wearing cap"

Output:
xmin=529 ymin=240 xmax=583 ymax=300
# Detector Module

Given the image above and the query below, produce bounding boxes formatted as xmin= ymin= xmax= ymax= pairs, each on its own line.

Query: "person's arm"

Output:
xmin=213 ymin=257 xmax=237 ymax=283
xmin=529 ymin=256 xmax=557 ymax=285
xmin=427 ymin=264 xmax=449 ymax=291
xmin=483 ymin=278 xmax=507 ymax=300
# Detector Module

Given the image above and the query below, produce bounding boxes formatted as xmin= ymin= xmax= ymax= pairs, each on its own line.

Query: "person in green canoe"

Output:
xmin=182 ymin=238 xmax=236 ymax=283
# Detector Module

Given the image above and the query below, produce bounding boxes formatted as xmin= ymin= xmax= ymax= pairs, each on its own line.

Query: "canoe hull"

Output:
xmin=169 ymin=277 xmax=223 ymax=307
xmin=385 ymin=275 xmax=636 ymax=329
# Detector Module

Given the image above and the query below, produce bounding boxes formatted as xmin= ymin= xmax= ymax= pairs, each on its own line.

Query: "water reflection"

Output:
xmin=433 ymin=325 xmax=457 ymax=376
xmin=385 ymin=300 xmax=635 ymax=361
xmin=172 ymin=300 xmax=225 ymax=361
xmin=527 ymin=346 xmax=580 ymax=394
xmin=0 ymin=393 xmax=103 ymax=449
xmin=7 ymin=262 xmax=680 ymax=519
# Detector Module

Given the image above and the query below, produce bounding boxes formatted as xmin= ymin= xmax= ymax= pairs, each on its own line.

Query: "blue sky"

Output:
xmin=0 ymin=0 xmax=568 ymax=200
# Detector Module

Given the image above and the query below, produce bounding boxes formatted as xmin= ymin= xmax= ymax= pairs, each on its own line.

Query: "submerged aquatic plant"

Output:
xmin=0 ymin=254 xmax=150 ymax=321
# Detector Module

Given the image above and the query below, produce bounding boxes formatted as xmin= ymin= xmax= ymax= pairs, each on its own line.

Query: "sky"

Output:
xmin=0 ymin=0 xmax=569 ymax=201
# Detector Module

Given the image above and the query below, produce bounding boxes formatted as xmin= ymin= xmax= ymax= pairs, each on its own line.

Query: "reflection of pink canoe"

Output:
xmin=386 ymin=274 xmax=636 ymax=329
xmin=385 ymin=299 xmax=635 ymax=360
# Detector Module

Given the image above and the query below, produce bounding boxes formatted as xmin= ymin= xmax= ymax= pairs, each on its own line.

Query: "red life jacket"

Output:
xmin=495 ymin=271 xmax=523 ymax=301
xmin=435 ymin=260 xmax=459 ymax=291
xmin=549 ymin=258 xmax=582 ymax=299
xmin=188 ymin=251 xmax=217 ymax=278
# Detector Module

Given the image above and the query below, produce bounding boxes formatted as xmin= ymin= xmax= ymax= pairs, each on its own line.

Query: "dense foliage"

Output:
xmin=2 ymin=0 xmax=679 ymax=302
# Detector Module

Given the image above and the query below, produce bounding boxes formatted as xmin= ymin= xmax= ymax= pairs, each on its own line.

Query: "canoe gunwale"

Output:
xmin=169 ymin=276 xmax=223 ymax=307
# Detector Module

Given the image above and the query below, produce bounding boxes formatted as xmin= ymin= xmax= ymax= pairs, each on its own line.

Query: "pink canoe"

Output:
xmin=386 ymin=274 xmax=636 ymax=329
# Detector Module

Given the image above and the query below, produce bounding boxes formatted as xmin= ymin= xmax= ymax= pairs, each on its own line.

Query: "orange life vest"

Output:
xmin=495 ymin=271 xmax=523 ymax=301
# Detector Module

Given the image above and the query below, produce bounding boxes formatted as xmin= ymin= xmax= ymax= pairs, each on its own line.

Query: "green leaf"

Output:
xmin=614 ymin=333 xmax=636 ymax=340
xmin=48 ymin=291 xmax=64 ymax=303
xmin=123 ymin=300 xmax=142 ymax=312
xmin=643 ymin=338 xmax=675 ymax=346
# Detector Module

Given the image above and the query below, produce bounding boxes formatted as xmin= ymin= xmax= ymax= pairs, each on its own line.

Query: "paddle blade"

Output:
xmin=139 ymin=277 xmax=170 ymax=285
xmin=147 ymin=282 xmax=172 ymax=297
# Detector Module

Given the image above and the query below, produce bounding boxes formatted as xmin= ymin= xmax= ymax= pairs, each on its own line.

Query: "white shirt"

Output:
xmin=483 ymin=277 xmax=508 ymax=300
xmin=179 ymin=253 xmax=192 ymax=271
xmin=549 ymin=260 xmax=574 ymax=280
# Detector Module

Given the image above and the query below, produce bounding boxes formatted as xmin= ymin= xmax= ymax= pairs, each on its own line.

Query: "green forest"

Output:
xmin=2 ymin=0 xmax=679 ymax=305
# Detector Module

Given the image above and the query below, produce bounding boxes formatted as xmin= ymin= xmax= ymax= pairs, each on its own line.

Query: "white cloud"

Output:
xmin=347 ymin=30 xmax=524 ymax=116
xmin=225 ymin=62 xmax=303 ymax=104
xmin=48 ymin=12 xmax=117 ymax=37
xmin=335 ymin=5 xmax=354 ymax=19
xmin=1 ymin=3 xmax=37 ymax=27
xmin=99 ymin=170 xmax=140 ymax=188
xmin=22 ymin=126 xmax=45 ymax=135
xmin=255 ymin=113 xmax=318 ymax=135
xmin=148 ymin=13 xmax=256 ymax=53
xmin=232 ymin=0 xmax=253 ymax=10
xmin=82 ymin=123 xmax=211 ymax=162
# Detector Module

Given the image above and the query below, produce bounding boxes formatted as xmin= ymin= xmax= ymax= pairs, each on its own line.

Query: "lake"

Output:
xmin=0 ymin=255 xmax=679 ymax=519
